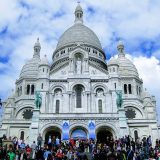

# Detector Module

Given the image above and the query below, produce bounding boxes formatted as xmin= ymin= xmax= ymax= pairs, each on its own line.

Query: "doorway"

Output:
xmin=97 ymin=128 xmax=113 ymax=143
xmin=44 ymin=127 xmax=61 ymax=144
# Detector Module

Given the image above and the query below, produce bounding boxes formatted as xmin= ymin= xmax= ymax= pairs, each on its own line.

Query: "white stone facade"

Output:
xmin=0 ymin=4 xmax=159 ymax=145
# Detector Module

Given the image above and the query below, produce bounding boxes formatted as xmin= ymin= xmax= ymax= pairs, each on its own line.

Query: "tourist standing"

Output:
xmin=37 ymin=133 xmax=43 ymax=149
xmin=7 ymin=147 xmax=15 ymax=160
xmin=31 ymin=141 xmax=37 ymax=159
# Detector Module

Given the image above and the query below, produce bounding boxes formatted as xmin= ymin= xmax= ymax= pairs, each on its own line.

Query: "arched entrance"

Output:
xmin=96 ymin=126 xmax=114 ymax=144
xmin=44 ymin=126 xmax=61 ymax=143
xmin=70 ymin=126 xmax=88 ymax=140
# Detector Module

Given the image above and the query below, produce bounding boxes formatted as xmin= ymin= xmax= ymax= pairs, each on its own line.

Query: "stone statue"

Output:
xmin=115 ymin=90 xmax=123 ymax=108
xmin=76 ymin=57 xmax=81 ymax=74
xmin=35 ymin=91 xmax=42 ymax=109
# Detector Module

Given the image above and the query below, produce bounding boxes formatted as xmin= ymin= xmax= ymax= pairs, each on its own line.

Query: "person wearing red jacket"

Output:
xmin=56 ymin=148 xmax=63 ymax=160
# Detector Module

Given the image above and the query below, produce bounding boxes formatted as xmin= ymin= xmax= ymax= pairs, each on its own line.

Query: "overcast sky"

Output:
xmin=0 ymin=0 xmax=160 ymax=120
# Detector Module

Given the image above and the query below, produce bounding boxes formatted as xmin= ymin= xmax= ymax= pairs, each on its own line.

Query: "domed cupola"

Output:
xmin=108 ymin=57 xmax=119 ymax=75
xmin=51 ymin=3 xmax=107 ymax=73
xmin=142 ymin=89 xmax=151 ymax=100
xmin=52 ymin=3 xmax=105 ymax=61
xmin=38 ymin=55 xmax=50 ymax=79
xmin=39 ymin=54 xmax=50 ymax=67
xmin=116 ymin=41 xmax=139 ymax=78
xmin=19 ymin=38 xmax=41 ymax=78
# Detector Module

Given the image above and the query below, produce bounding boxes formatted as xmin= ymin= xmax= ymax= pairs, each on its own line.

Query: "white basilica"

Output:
xmin=0 ymin=4 xmax=159 ymax=144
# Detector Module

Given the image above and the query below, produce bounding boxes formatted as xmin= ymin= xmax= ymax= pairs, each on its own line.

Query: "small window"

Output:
xmin=113 ymin=68 xmax=115 ymax=72
xmin=136 ymin=86 xmax=138 ymax=95
xmin=128 ymin=84 xmax=132 ymax=94
xmin=41 ymin=83 xmax=43 ymax=89
xmin=124 ymin=84 xmax=127 ymax=94
xmin=75 ymin=85 xmax=83 ymax=108
xmin=43 ymin=68 xmax=45 ymax=72
xmin=20 ymin=86 xmax=22 ymax=96
xmin=31 ymin=85 xmax=34 ymax=95
xmin=114 ymin=83 xmax=116 ymax=90
xmin=98 ymin=100 xmax=102 ymax=113
xmin=134 ymin=130 xmax=138 ymax=141
xmin=139 ymin=87 xmax=141 ymax=95
xmin=26 ymin=85 xmax=30 ymax=95
xmin=17 ymin=88 xmax=20 ymax=96
xmin=56 ymin=100 xmax=60 ymax=113
xmin=20 ymin=131 xmax=24 ymax=140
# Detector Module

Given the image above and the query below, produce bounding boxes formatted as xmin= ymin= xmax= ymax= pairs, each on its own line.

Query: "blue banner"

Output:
xmin=71 ymin=129 xmax=87 ymax=139
xmin=88 ymin=120 xmax=96 ymax=140
xmin=62 ymin=121 xmax=70 ymax=140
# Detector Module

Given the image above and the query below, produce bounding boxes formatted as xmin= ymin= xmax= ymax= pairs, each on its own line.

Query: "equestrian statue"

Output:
xmin=35 ymin=91 xmax=42 ymax=109
xmin=115 ymin=90 xmax=123 ymax=108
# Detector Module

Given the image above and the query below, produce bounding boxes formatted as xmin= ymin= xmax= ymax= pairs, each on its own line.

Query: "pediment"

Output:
xmin=50 ymin=65 xmax=69 ymax=79
xmin=89 ymin=65 xmax=108 ymax=77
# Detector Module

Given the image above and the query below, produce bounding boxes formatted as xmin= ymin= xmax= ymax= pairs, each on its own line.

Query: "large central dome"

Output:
xmin=55 ymin=3 xmax=102 ymax=51
xmin=56 ymin=23 xmax=102 ymax=50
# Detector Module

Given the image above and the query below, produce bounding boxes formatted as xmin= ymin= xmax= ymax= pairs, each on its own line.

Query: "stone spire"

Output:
xmin=74 ymin=2 xmax=83 ymax=24
xmin=117 ymin=40 xmax=125 ymax=58
xmin=33 ymin=38 xmax=41 ymax=58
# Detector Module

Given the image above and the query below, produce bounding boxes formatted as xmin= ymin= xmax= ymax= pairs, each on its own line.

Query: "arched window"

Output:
xmin=20 ymin=86 xmax=22 ymax=96
xmin=17 ymin=88 xmax=20 ymax=96
xmin=124 ymin=84 xmax=127 ymax=94
xmin=54 ymin=88 xmax=62 ymax=96
xmin=96 ymin=88 xmax=104 ymax=97
xmin=128 ymin=84 xmax=132 ymax=94
xmin=31 ymin=85 xmax=34 ymax=95
xmin=43 ymin=68 xmax=45 ymax=72
xmin=41 ymin=83 xmax=43 ymax=89
xmin=114 ymin=83 xmax=117 ymax=90
xmin=139 ymin=87 xmax=141 ymax=95
xmin=98 ymin=100 xmax=102 ymax=113
xmin=113 ymin=68 xmax=115 ymax=72
xmin=26 ymin=85 xmax=30 ymax=95
xmin=55 ymin=100 xmax=60 ymax=113
xmin=20 ymin=131 xmax=24 ymax=140
xmin=134 ymin=130 xmax=138 ymax=141
xmin=75 ymin=85 xmax=83 ymax=108
xmin=136 ymin=86 xmax=138 ymax=95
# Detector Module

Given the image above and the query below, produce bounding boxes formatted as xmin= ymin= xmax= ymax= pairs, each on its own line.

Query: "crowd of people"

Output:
xmin=1 ymin=134 xmax=160 ymax=160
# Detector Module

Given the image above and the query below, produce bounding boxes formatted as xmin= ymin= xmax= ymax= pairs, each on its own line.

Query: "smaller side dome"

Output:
xmin=116 ymin=41 xmax=139 ymax=77
xmin=108 ymin=57 xmax=119 ymax=66
xmin=39 ymin=55 xmax=50 ymax=67
xmin=19 ymin=39 xmax=41 ymax=78
xmin=142 ymin=89 xmax=151 ymax=99
xmin=20 ymin=58 xmax=40 ymax=78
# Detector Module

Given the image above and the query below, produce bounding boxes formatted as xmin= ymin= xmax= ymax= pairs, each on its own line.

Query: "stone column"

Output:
xmin=29 ymin=109 xmax=40 ymax=145
xmin=91 ymin=93 xmax=96 ymax=113
xmin=46 ymin=93 xmax=50 ymax=113
xmin=118 ymin=108 xmax=129 ymax=137
xmin=88 ymin=92 xmax=91 ymax=112
xmin=51 ymin=94 xmax=54 ymax=113
xmin=112 ymin=91 xmax=117 ymax=112
xmin=68 ymin=91 xmax=72 ymax=112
